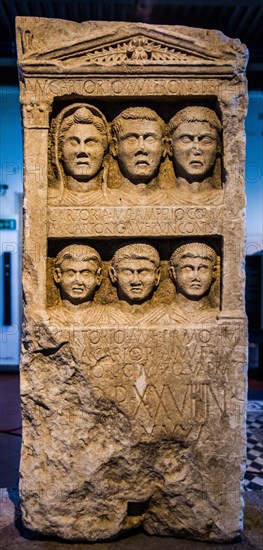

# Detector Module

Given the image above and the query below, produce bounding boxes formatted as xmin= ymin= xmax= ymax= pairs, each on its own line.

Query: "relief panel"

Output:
xmin=17 ymin=17 xmax=248 ymax=543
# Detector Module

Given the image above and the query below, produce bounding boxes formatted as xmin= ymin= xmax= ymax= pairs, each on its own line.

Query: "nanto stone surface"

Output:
xmin=16 ymin=17 xmax=248 ymax=542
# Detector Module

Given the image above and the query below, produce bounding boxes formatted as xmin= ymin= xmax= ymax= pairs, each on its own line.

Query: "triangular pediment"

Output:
xmin=16 ymin=18 xmax=248 ymax=75
xmin=29 ymin=31 xmax=224 ymax=67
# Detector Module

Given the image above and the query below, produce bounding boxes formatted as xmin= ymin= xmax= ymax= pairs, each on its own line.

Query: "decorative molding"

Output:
xmin=22 ymin=101 xmax=51 ymax=129
xmin=84 ymin=36 xmax=212 ymax=66
xmin=16 ymin=19 xmax=248 ymax=76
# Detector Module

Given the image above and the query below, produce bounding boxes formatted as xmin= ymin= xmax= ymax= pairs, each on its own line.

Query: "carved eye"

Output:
xmin=138 ymin=268 xmax=152 ymax=275
xmin=67 ymin=138 xmax=79 ymax=146
xmin=144 ymin=135 xmax=157 ymax=144
xmin=120 ymin=268 xmax=133 ymax=275
xmin=63 ymin=269 xmax=76 ymax=277
xmin=200 ymin=136 xmax=214 ymax=145
xmin=140 ymin=271 xmax=153 ymax=280
xmin=80 ymin=270 xmax=93 ymax=276
xmin=85 ymin=139 xmax=99 ymax=147
xmin=124 ymin=135 xmax=138 ymax=144
xmin=178 ymin=135 xmax=192 ymax=144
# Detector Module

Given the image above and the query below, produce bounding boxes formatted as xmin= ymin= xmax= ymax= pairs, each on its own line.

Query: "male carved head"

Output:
xmin=169 ymin=242 xmax=217 ymax=301
xmin=111 ymin=107 xmax=166 ymax=185
xmin=58 ymin=105 xmax=108 ymax=183
xmin=54 ymin=244 xmax=102 ymax=305
xmin=168 ymin=107 xmax=222 ymax=183
xmin=109 ymin=243 xmax=160 ymax=304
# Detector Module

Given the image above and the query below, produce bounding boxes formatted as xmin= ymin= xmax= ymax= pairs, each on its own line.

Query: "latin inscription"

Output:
xmin=48 ymin=206 xmax=223 ymax=237
xmin=23 ymin=78 xmax=237 ymax=102
xmin=42 ymin=323 xmax=245 ymax=438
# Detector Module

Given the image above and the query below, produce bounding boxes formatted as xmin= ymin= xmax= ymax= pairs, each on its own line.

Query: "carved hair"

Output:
xmin=111 ymin=243 xmax=160 ymax=269
xmin=167 ymin=106 xmax=222 ymax=138
xmin=58 ymin=106 xmax=108 ymax=155
xmin=170 ymin=242 xmax=217 ymax=268
xmin=54 ymin=244 xmax=102 ymax=269
xmin=111 ymin=107 xmax=165 ymax=138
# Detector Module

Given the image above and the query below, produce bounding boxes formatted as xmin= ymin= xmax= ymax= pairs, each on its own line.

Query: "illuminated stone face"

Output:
xmin=171 ymin=254 xmax=215 ymax=299
xmin=61 ymin=123 xmax=105 ymax=181
xmin=110 ymin=256 xmax=160 ymax=304
xmin=115 ymin=119 xmax=164 ymax=184
xmin=54 ymin=245 xmax=102 ymax=304
xmin=171 ymin=121 xmax=219 ymax=181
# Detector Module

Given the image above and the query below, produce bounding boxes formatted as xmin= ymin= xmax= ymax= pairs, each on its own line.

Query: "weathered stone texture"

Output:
xmin=16 ymin=17 xmax=248 ymax=542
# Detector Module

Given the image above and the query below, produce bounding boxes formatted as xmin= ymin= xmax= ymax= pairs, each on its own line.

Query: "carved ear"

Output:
xmin=96 ymin=267 xmax=103 ymax=287
xmin=212 ymin=265 xmax=217 ymax=282
xmin=111 ymin=137 xmax=118 ymax=159
xmin=155 ymin=268 xmax=161 ymax=287
xmin=162 ymin=136 xmax=169 ymax=159
xmin=108 ymin=266 xmax=117 ymax=284
xmin=54 ymin=268 xmax=61 ymax=285
xmin=169 ymin=266 xmax=176 ymax=282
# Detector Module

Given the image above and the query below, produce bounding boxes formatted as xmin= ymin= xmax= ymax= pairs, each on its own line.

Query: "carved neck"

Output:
xmin=175 ymin=293 xmax=212 ymax=311
xmin=176 ymin=176 xmax=214 ymax=192
xmin=61 ymin=299 xmax=93 ymax=310
xmin=65 ymin=173 xmax=102 ymax=192
xmin=118 ymin=299 xmax=153 ymax=313
xmin=118 ymin=175 xmax=160 ymax=192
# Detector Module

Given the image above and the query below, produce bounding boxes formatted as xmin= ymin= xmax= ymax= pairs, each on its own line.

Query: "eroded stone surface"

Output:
xmin=16 ymin=18 xmax=248 ymax=542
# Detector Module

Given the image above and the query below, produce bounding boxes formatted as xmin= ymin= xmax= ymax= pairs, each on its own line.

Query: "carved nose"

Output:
xmin=137 ymin=136 xmax=147 ymax=152
xmin=73 ymin=271 xmax=82 ymax=282
xmin=131 ymin=271 xmax=140 ymax=284
xmin=192 ymin=269 xmax=201 ymax=280
xmin=77 ymin=142 xmax=88 ymax=156
xmin=192 ymin=138 xmax=201 ymax=152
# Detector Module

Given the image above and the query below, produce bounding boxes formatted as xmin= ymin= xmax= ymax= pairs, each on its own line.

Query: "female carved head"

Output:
xmin=49 ymin=103 xmax=109 ymax=195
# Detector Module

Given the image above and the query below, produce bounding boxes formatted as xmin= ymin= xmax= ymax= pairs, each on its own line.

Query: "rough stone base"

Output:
xmin=1 ymin=489 xmax=263 ymax=550
xmin=19 ymin=320 xmax=247 ymax=542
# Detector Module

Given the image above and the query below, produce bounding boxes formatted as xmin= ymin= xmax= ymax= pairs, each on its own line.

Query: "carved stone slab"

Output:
xmin=16 ymin=17 xmax=248 ymax=542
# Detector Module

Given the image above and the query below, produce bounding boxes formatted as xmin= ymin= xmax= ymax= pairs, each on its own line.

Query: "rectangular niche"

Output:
xmin=47 ymin=236 xmax=222 ymax=311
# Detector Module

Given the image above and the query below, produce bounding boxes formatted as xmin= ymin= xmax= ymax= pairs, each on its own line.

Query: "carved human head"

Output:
xmin=58 ymin=105 xmax=108 ymax=182
xmin=168 ymin=107 xmax=222 ymax=182
xmin=111 ymin=107 xmax=166 ymax=184
xmin=170 ymin=242 xmax=217 ymax=300
xmin=54 ymin=244 xmax=102 ymax=304
xmin=109 ymin=243 xmax=160 ymax=304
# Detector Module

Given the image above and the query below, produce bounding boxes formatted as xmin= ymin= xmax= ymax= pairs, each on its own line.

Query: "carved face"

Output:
xmin=54 ymin=258 xmax=102 ymax=304
xmin=171 ymin=121 xmax=219 ymax=181
xmin=109 ymin=258 xmax=160 ymax=304
xmin=170 ymin=255 xmax=215 ymax=300
xmin=61 ymin=123 xmax=105 ymax=181
xmin=113 ymin=119 xmax=165 ymax=184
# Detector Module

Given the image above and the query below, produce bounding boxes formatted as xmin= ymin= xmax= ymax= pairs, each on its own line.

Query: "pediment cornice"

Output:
xmin=16 ymin=18 xmax=248 ymax=77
